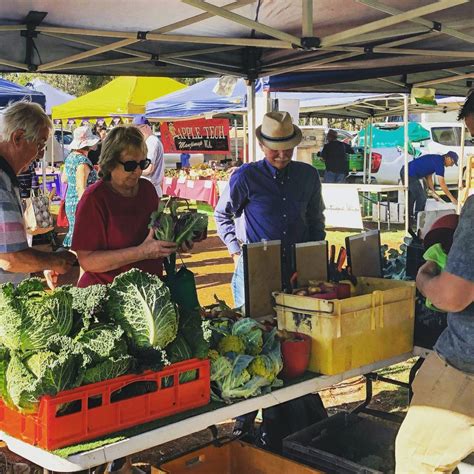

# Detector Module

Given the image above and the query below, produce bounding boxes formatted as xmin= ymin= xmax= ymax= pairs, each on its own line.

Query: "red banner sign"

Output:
xmin=161 ymin=118 xmax=230 ymax=154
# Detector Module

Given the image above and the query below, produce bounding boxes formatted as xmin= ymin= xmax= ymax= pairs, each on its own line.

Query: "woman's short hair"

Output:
xmin=98 ymin=125 xmax=147 ymax=180
xmin=0 ymin=101 xmax=52 ymax=143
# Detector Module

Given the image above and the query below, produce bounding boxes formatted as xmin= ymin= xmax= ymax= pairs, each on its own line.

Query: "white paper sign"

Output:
xmin=165 ymin=177 xmax=173 ymax=185
xmin=204 ymin=180 xmax=213 ymax=189
xmin=322 ymin=184 xmax=363 ymax=229
xmin=177 ymin=176 xmax=186 ymax=184
xmin=186 ymin=180 xmax=195 ymax=188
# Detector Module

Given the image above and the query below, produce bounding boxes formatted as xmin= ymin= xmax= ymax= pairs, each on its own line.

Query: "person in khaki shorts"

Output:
xmin=395 ymin=91 xmax=474 ymax=473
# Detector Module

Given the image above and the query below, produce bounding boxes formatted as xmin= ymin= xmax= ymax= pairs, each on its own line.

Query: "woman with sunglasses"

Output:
xmin=70 ymin=126 xmax=176 ymax=287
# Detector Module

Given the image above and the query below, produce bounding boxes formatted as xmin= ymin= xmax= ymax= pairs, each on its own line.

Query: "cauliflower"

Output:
xmin=217 ymin=335 xmax=245 ymax=355
xmin=248 ymin=355 xmax=276 ymax=382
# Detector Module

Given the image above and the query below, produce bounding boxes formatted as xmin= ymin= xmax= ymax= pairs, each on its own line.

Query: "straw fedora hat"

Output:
xmin=255 ymin=111 xmax=302 ymax=150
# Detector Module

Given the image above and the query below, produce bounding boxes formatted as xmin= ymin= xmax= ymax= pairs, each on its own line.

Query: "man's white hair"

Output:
xmin=0 ymin=101 xmax=52 ymax=143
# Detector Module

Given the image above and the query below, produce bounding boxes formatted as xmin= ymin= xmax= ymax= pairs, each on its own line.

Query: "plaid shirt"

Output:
xmin=0 ymin=157 xmax=29 ymax=284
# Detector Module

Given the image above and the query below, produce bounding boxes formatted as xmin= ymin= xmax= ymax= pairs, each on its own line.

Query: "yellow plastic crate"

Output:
xmin=274 ymin=278 xmax=415 ymax=375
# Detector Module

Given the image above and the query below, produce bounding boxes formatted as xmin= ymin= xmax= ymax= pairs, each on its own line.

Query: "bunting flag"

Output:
xmin=411 ymin=88 xmax=437 ymax=106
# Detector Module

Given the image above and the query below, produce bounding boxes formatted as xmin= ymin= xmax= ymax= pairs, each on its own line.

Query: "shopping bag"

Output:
xmin=56 ymin=199 xmax=69 ymax=227
xmin=163 ymin=253 xmax=200 ymax=310
xmin=24 ymin=191 xmax=55 ymax=235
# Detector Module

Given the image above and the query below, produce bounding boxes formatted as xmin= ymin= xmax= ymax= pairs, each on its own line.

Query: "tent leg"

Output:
xmin=403 ymin=94 xmax=409 ymax=235
xmin=246 ymin=80 xmax=256 ymax=162
xmin=243 ymin=113 xmax=248 ymax=163
xmin=457 ymin=124 xmax=465 ymax=213
xmin=233 ymin=119 xmax=238 ymax=161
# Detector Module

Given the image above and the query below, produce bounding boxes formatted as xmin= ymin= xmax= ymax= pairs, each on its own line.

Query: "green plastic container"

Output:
xmin=312 ymin=153 xmax=364 ymax=172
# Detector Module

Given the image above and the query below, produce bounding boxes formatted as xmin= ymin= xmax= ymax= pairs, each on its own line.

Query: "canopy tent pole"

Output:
xmin=363 ymin=118 xmax=369 ymax=184
xmin=243 ymin=113 xmax=248 ymax=163
xmin=457 ymin=123 xmax=466 ymax=213
xmin=368 ymin=118 xmax=374 ymax=184
xmin=233 ymin=119 xmax=238 ymax=161
xmin=302 ymin=0 xmax=313 ymax=37
xmin=358 ymin=0 xmax=474 ymax=45
xmin=403 ymin=94 xmax=409 ymax=235
xmin=247 ymin=80 xmax=256 ymax=162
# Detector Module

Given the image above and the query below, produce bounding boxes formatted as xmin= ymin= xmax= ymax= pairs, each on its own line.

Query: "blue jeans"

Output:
xmin=231 ymin=255 xmax=245 ymax=309
xmin=324 ymin=171 xmax=346 ymax=183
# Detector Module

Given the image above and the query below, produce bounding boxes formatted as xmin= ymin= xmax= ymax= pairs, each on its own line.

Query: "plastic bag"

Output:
xmin=24 ymin=192 xmax=54 ymax=235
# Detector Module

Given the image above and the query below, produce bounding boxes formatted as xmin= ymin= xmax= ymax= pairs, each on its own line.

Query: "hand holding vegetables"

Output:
xmin=139 ymin=229 xmax=177 ymax=259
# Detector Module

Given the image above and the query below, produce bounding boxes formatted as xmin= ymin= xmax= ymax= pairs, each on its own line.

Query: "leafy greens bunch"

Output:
xmin=208 ymin=317 xmax=283 ymax=403
xmin=149 ymin=199 xmax=208 ymax=247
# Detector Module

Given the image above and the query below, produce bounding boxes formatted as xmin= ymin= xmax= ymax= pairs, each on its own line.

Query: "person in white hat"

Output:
xmin=62 ymin=125 xmax=100 ymax=247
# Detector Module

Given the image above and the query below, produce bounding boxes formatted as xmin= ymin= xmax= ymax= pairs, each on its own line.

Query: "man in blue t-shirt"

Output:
xmin=401 ymin=151 xmax=458 ymax=223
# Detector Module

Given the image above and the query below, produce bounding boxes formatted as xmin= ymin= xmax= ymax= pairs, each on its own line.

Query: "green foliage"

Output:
xmin=82 ymin=355 xmax=133 ymax=385
xmin=0 ymin=73 xmax=113 ymax=97
xmin=106 ymin=269 xmax=178 ymax=352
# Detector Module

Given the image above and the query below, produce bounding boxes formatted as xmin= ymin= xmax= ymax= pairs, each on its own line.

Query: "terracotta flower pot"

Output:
xmin=280 ymin=332 xmax=312 ymax=380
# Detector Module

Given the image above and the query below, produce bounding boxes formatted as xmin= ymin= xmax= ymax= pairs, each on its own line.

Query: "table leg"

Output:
xmin=377 ymin=192 xmax=381 ymax=231
xmin=387 ymin=192 xmax=391 ymax=231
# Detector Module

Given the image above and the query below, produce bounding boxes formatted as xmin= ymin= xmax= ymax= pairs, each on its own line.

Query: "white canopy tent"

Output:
xmin=27 ymin=78 xmax=75 ymax=115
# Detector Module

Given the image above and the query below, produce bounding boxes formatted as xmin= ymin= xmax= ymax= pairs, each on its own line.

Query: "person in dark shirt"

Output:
xmin=400 ymin=151 xmax=458 ymax=224
xmin=395 ymin=90 xmax=474 ymax=474
xmin=215 ymin=111 xmax=326 ymax=308
xmin=320 ymin=129 xmax=353 ymax=183
xmin=88 ymin=124 xmax=107 ymax=166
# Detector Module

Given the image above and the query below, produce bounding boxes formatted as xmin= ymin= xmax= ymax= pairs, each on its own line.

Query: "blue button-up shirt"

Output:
xmin=215 ymin=159 xmax=326 ymax=258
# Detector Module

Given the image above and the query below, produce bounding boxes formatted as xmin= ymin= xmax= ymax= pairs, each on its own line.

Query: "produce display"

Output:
xmin=204 ymin=298 xmax=283 ymax=403
xmin=0 ymin=269 xmax=209 ymax=414
xmin=164 ymin=164 xmax=232 ymax=181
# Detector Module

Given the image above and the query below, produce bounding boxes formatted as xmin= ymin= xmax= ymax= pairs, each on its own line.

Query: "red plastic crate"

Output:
xmin=0 ymin=358 xmax=210 ymax=450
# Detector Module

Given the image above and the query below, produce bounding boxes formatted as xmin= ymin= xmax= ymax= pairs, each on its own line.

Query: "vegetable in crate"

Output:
xmin=106 ymin=269 xmax=178 ymax=352
xmin=0 ymin=279 xmax=73 ymax=351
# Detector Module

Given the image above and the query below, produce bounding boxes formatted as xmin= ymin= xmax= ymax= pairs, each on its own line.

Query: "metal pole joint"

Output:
xmin=301 ymin=37 xmax=321 ymax=50
xmin=137 ymin=31 xmax=149 ymax=41
xmin=431 ymin=21 xmax=442 ymax=32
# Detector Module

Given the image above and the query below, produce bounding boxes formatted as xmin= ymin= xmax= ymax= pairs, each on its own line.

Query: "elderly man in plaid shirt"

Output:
xmin=0 ymin=101 xmax=75 ymax=285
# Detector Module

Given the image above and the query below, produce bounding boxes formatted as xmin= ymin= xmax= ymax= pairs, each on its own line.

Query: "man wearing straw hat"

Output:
xmin=215 ymin=111 xmax=327 ymax=441
xmin=395 ymin=92 xmax=474 ymax=473
xmin=216 ymin=111 xmax=326 ymax=309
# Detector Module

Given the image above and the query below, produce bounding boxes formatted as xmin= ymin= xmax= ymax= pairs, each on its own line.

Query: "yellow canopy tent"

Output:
xmin=51 ymin=76 xmax=186 ymax=120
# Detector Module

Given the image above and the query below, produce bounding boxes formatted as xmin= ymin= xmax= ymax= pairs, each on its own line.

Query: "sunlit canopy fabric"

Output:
xmin=358 ymin=122 xmax=431 ymax=147
xmin=0 ymin=1 xmax=472 ymax=96
xmin=28 ymin=78 xmax=75 ymax=114
xmin=0 ymin=78 xmax=45 ymax=108
xmin=51 ymin=76 xmax=186 ymax=120
xmin=145 ymin=78 xmax=249 ymax=119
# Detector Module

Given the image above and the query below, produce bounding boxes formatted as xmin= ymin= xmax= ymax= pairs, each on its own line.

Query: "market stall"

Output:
xmin=0 ymin=349 xmax=426 ymax=472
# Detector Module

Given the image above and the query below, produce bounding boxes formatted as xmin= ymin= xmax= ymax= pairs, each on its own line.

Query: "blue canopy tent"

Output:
xmin=145 ymin=78 xmax=252 ymax=119
xmin=0 ymin=78 xmax=46 ymax=108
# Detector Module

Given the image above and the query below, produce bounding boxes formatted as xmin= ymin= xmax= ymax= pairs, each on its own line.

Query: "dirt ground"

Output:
xmin=0 ymin=216 xmax=411 ymax=472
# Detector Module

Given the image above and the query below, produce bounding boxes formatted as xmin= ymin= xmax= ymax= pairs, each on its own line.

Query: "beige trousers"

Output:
xmin=395 ymin=352 xmax=474 ymax=473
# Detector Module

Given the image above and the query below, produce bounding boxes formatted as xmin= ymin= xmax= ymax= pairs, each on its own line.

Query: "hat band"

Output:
xmin=260 ymin=129 xmax=297 ymax=143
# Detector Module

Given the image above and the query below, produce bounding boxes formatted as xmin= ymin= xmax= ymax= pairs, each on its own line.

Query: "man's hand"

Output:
xmin=50 ymin=251 xmax=76 ymax=274
xmin=418 ymin=260 xmax=441 ymax=278
xmin=232 ymin=253 xmax=241 ymax=268
xmin=44 ymin=270 xmax=59 ymax=290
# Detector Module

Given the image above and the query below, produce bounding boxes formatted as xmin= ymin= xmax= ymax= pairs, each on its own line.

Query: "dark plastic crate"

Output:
xmin=283 ymin=412 xmax=398 ymax=474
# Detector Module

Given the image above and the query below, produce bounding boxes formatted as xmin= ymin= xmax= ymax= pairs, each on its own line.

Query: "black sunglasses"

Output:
xmin=119 ymin=159 xmax=151 ymax=172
